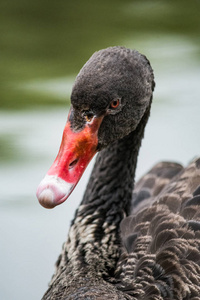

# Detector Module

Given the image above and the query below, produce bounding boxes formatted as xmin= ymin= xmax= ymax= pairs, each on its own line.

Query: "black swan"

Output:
xmin=36 ymin=46 xmax=200 ymax=299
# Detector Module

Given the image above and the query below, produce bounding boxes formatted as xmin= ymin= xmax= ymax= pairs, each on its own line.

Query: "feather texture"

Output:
xmin=118 ymin=158 xmax=200 ymax=299
xmin=39 ymin=47 xmax=200 ymax=299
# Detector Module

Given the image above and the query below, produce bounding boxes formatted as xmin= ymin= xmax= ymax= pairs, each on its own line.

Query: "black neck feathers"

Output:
xmin=63 ymin=104 xmax=152 ymax=278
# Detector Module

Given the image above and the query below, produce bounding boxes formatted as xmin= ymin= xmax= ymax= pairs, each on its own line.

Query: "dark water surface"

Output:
xmin=1 ymin=1 xmax=200 ymax=299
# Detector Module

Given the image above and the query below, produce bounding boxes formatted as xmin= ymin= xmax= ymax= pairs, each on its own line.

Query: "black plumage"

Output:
xmin=41 ymin=47 xmax=200 ymax=299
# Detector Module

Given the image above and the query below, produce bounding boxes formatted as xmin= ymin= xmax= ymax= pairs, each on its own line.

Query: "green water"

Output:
xmin=1 ymin=0 xmax=200 ymax=109
xmin=1 ymin=1 xmax=200 ymax=300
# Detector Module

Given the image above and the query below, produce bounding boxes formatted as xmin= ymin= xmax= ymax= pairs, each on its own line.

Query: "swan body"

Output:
xmin=36 ymin=47 xmax=200 ymax=299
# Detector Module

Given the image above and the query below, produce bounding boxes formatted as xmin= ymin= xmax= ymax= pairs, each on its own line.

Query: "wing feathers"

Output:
xmin=117 ymin=158 xmax=200 ymax=299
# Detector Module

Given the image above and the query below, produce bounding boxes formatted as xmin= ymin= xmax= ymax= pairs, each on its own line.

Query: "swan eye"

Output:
xmin=109 ymin=99 xmax=120 ymax=109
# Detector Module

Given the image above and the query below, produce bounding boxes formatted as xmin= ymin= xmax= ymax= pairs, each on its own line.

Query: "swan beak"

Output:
xmin=36 ymin=113 xmax=102 ymax=209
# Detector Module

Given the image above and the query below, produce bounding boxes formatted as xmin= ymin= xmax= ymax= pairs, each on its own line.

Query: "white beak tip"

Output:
xmin=36 ymin=175 xmax=74 ymax=208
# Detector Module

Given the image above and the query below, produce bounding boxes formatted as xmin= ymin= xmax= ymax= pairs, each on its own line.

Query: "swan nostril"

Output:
xmin=69 ymin=158 xmax=79 ymax=169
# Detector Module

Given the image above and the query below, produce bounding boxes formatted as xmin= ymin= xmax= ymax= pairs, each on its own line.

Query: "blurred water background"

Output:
xmin=1 ymin=1 xmax=200 ymax=299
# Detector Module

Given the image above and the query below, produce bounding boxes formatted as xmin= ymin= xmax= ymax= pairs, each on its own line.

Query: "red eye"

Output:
xmin=110 ymin=99 xmax=120 ymax=109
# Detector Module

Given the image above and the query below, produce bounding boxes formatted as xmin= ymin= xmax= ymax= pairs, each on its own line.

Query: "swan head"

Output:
xmin=36 ymin=46 xmax=155 ymax=208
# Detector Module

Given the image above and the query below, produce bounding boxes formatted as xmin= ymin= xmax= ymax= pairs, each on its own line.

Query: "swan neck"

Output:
xmin=52 ymin=105 xmax=151 ymax=284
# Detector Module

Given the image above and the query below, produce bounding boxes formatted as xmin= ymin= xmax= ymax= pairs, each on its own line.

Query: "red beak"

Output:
xmin=36 ymin=111 xmax=103 ymax=208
